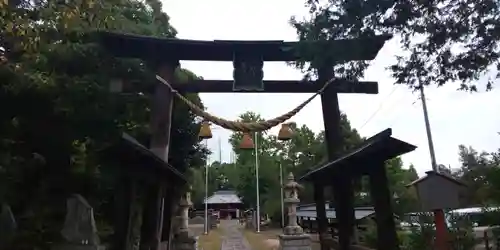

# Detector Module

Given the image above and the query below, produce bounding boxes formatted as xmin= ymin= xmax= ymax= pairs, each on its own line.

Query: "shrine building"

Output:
xmin=203 ymin=190 xmax=243 ymax=219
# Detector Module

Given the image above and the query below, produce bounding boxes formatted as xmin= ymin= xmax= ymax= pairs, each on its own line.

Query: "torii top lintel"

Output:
xmin=95 ymin=31 xmax=392 ymax=93
xmin=96 ymin=31 xmax=392 ymax=63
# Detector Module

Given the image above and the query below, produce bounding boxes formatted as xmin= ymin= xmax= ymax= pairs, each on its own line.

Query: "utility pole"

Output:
xmin=420 ymin=85 xmax=438 ymax=171
xmin=218 ymin=137 xmax=222 ymax=162
xmin=254 ymin=132 xmax=261 ymax=233
xmin=204 ymin=139 xmax=209 ymax=235
xmin=419 ymin=84 xmax=447 ymax=250
xmin=279 ymin=161 xmax=285 ymax=229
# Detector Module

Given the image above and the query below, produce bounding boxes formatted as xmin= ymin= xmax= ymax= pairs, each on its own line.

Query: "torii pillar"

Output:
xmin=317 ymin=66 xmax=356 ymax=250
xmin=140 ymin=61 xmax=177 ymax=250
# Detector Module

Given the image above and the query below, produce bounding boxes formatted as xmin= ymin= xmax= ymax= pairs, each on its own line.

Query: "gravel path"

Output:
xmin=220 ymin=220 xmax=252 ymax=250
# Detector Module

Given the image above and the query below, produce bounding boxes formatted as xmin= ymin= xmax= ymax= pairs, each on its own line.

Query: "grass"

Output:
xmin=198 ymin=228 xmax=223 ymax=250
xmin=242 ymin=228 xmax=321 ymax=250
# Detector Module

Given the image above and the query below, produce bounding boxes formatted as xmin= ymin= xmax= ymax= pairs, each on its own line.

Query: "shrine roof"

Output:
xmin=105 ymin=133 xmax=187 ymax=183
xmin=204 ymin=190 xmax=242 ymax=204
xmin=299 ymin=128 xmax=416 ymax=182
xmin=94 ymin=31 xmax=392 ymax=62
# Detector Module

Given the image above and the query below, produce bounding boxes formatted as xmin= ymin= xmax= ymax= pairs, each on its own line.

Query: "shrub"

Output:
xmin=361 ymin=212 xmax=476 ymax=250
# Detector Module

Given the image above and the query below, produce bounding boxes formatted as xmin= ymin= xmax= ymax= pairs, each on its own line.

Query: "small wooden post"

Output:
xmin=434 ymin=209 xmax=448 ymax=250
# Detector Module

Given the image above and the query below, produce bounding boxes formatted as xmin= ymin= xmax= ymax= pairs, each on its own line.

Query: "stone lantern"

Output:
xmin=283 ymin=172 xmax=303 ymax=235
xmin=173 ymin=186 xmax=196 ymax=250
xmin=279 ymin=172 xmax=311 ymax=250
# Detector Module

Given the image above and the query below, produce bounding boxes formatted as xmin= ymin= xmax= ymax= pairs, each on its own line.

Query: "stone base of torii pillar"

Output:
xmin=279 ymin=173 xmax=312 ymax=250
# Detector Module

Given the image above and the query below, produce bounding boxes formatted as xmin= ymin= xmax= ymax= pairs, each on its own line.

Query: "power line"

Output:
xmin=359 ymin=85 xmax=399 ymax=130
xmin=387 ymin=98 xmax=419 ymax=127
xmin=387 ymin=91 xmax=434 ymax=127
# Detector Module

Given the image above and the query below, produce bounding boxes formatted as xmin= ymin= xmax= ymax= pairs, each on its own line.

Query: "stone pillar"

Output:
xmin=173 ymin=187 xmax=196 ymax=250
xmin=279 ymin=173 xmax=311 ymax=250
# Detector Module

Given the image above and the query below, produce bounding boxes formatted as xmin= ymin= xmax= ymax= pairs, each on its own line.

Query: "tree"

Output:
xmin=291 ymin=0 xmax=500 ymax=91
xmin=453 ymin=145 xmax=500 ymax=205
xmin=407 ymin=164 xmax=419 ymax=182
xmin=226 ymin=112 xmax=280 ymax=209
xmin=437 ymin=164 xmax=452 ymax=175
xmin=384 ymin=158 xmax=420 ymax=214
xmin=0 ymin=0 xmax=206 ymax=248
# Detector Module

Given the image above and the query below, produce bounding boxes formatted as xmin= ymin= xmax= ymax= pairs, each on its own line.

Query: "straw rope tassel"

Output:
xmin=156 ymin=75 xmax=335 ymax=132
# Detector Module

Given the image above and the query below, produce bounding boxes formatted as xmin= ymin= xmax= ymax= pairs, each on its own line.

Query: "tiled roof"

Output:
xmin=203 ymin=190 xmax=242 ymax=204
xmin=296 ymin=209 xmax=375 ymax=220
xmin=299 ymin=128 xmax=417 ymax=182
xmin=296 ymin=205 xmax=398 ymax=221
xmin=297 ymin=203 xmax=331 ymax=211
xmin=407 ymin=170 xmax=466 ymax=187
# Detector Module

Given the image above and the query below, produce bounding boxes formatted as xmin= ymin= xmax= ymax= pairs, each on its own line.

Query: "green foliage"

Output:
xmin=291 ymin=0 xmax=500 ymax=91
xmin=362 ymin=212 xmax=477 ymax=249
xmin=361 ymin=219 xmax=379 ymax=248
xmin=481 ymin=209 xmax=500 ymax=226
xmin=0 ymin=0 xmax=206 ymax=248
xmin=453 ymin=145 xmax=500 ymax=205
xmin=447 ymin=214 xmax=477 ymax=250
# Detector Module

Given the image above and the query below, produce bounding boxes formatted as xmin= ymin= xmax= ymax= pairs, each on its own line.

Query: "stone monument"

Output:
xmin=279 ymin=173 xmax=311 ymax=250
xmin=172 ymin=187 xmax=196 ymax=250
xmin=52 ymin=194 xmax=105 ymax=250
xmin=0 ymin=203 xmax=17 ymax=248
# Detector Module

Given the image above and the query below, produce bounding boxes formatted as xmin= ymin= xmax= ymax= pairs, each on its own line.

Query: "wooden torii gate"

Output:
xmin=96 ymin=31 xmax=391 ymax=250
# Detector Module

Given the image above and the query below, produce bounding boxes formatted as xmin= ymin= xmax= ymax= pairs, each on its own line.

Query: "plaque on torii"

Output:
xmin=232 ymin=52 xmax=264 ymax=91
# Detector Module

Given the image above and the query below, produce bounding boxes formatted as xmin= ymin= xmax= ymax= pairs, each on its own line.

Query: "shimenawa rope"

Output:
xmin=156 ymin=75 xmax=335 ymax=132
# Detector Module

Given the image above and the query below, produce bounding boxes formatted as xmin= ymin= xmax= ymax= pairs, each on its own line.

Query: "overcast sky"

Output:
xmin=161 ymin=0 xmax=500 ymax=175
